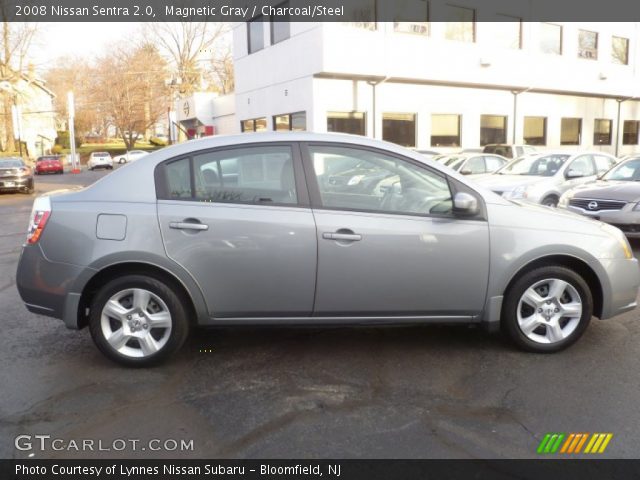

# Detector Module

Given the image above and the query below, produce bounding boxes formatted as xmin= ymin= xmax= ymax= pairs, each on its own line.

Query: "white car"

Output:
xmin=113 ymin=150 xmax=149 ymax=164
xmin=473 ymin=151 xmax=617 ymax=207
xmin=87 ymin=152 xmax=113 ymax=171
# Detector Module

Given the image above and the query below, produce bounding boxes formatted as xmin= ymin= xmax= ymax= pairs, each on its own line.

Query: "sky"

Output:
xmin=30 ymin=22 xmax=141 ymax=72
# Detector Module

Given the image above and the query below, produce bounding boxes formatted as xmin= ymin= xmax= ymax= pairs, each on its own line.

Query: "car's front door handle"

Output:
xmin=322 ymin=232 xmax=362 ymax=242
xmin=169 ymin=221 xmax=209 ymax=231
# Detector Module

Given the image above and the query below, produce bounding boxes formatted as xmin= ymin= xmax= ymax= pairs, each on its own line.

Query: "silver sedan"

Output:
xmin=15 ymin=133 xmax=639 ymax=366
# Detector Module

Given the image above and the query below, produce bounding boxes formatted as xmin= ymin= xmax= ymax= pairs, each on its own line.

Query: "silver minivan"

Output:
xmin=473 ymin=151 xmax=617 ymax=206
xmin=15 ymin=133 xmax=639 ymax=366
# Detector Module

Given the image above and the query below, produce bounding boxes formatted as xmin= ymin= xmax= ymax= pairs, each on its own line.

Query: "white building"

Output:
xmin=232 ymin=17 xmax=640 ymax=156
xmin=173 ymin=92 xmax=235 ymax=141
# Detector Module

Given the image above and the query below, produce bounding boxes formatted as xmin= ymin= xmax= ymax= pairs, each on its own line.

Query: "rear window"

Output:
xmin=92 ymin=152 xmax=110 ymax=157
xmin=0 ymin=159 xmax=23 ymax=168
xmin=37 ymin=156 xmax=61 ymax=162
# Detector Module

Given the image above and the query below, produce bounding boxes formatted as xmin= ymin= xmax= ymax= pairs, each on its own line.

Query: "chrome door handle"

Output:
xmin=169 ymin=222 xmax=209 ymax=231
xmin=322 ymin=232 xmax=362 ymax=241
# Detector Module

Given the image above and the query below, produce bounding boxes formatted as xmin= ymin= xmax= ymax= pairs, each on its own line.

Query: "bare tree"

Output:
xmin=96 ymin=42 xmax=169 ymax=150
xmin=0 ymin=16 xmax=39 ymax=151
xmin=145 ymin=22 xmax=233 ymax=95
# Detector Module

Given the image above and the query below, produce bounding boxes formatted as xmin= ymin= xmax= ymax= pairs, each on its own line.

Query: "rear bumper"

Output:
xmin=0 ymin=176 xmax=31 ymax=190
xmin=16 ymin=244 xmax=91 ymax=329
xmin=599 ymin=257 xmax=640 ymax=319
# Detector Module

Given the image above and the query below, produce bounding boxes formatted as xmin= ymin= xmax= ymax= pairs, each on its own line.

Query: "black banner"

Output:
xmin=3 ymin=0 xmax=640 ymax=22
xmin=2 ymin=460 xmax=640 ymax=480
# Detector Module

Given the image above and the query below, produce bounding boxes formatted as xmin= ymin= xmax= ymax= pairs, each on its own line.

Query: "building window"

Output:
xmin=382 ymin=113 xmax=416 ymax=147
xmin=270 ymin=1 xmax=290 ymax=44
xmin=612 ymin=36 xmax=629 ymax=65
xmin=480 ymin=115 xmax=507 ymax=145
xmin=394 ymin=0 xmax=429 ymax=36
xmin=248 ymin=16 xmax=265 ymax=54
xmin=444 ymin=4 xmax=475 ymax=42
xmin=241 ymin=118 xmax=267 ymax=133
xmin=273 ymin=111 xmax=307 ymax=131
xmin=560 ymin=118 xmax=582 ymax=145
xmin=431 ymin=114 xmax=461 ymax=147
xmin=578 ymin=30 xmax=598 ymax=60
xmin=327 ymin=112 xmax=366 ymax=135
xmin=623 ymin=120 xmax=639 ymax=145
xmin=594 ymin=119 xmax=612 ymax=145
xmin=540 ymin=23 xmax=562 ymax=55
xmin=490 ymin=15 xmax=522 ymax=49
xmin=346 ymin=0 xmax=377 ymax=30
xmin=524 ymin=117 xmax=547 ymax=145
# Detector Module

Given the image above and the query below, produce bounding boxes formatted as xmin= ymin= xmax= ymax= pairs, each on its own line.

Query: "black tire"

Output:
xmin=89 ymin=274 xmax=190 ymax=367
xmin=541 ymin=196 xmax=559 ymax=208
xmin=24 ymin=180 xmax=34 ymax=194
xmin=501 ymin=266 xmax=592 ymax=353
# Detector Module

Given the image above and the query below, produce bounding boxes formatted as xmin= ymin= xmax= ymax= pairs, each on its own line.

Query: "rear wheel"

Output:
xmin=89 ymin=275 xmax=190 ymax=367
xmin=502 ymin=266 xmax=592 ymax=352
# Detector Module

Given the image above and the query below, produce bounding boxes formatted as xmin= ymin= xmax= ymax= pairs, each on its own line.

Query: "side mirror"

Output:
xmin=565 ymin=169 xmax=584 ymax=179
xmin=453 ymin=192 xmax=479 ymax=216
xmin=460 ymin=168 xmax=472 ymax=175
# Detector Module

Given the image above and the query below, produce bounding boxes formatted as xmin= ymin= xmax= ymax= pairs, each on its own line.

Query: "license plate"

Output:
xmin=3 ymin=182 xmax=15 ymax=187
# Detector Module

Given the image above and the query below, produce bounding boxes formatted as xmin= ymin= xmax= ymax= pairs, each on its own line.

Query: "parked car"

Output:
xmin=415 ymin=149 xmax=440 ymax=161
xmin=16 ymin=133 xmax=639 ymax=366
xmin=88 ymin=152 xmax=113 ymax=171
xmin=474 ymin=151 xmax=617 ymax=207
xmin=559 ymin=156 xmax=640 ymax=237
xmin=35 ymin=155 xmax=64 ymax=175
xmin=0 ymin=157 xmax=34 ymax=194
xmin=113 ymin=150 xmax=149 ymax=164
xmin=483 ymin=144 xmax=537 ymax=159
xmin=440 ymin=153 xmax=508 ymax=176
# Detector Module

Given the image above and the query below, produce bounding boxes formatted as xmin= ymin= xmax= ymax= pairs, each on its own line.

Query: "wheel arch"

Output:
xmin=76 ymin=261 xmax=206 ymax=329
xmin=502 ymin=254 xmax=603 ymax=318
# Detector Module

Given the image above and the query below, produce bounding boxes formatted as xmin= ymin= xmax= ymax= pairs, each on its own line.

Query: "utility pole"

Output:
xmin=68 ymin=91 xmax=79 ymax=173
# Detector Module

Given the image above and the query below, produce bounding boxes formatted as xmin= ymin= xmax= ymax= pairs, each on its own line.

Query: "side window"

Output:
xmin=194 ymin=146 xmax=297 ymax=204
xmin=593 ymin=155 xmax=615 ymax=174
xmin=308 ymin=145 xmax=452 ymax=216
xmin=567 ymin=155 xmax=596 ymax=177
xmin=516 ymin=147 xmax=524 ymax=157
xmin=165 ymin=157 xmax=192 ymax=199
xmin=485 ymin=155 xmax=506 ymax=172
xmin=463 ymin=156 xmax=485 ymax=174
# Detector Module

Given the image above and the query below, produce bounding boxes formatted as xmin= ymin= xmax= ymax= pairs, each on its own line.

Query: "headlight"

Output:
xmin=600 ymin=223 xmax=633 ymax=259
xmin=347 ymin=175 xmax=365 ymax=186
xmin=558 ymin=192 xmax=573 ymax=208
xmin=505 ymin=185 xmax=527 ymax=199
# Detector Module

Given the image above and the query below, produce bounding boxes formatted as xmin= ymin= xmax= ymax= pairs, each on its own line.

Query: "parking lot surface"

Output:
xmin=1 ymin=167 xmax=639 ymax=459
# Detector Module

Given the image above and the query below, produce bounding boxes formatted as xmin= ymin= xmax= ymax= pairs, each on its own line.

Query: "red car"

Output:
xmin=35 ymin=155 xmax=64 ymax=175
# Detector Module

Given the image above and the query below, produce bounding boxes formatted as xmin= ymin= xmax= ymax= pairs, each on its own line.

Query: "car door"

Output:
xmin=562 ymin=154 xmax=597 ymax=192
xmin=156 ymin=143 xmax=317 ymax=318
xmin=484 ymin=155 xmax=507 ymax=173
xmin=302 ymin=143 xmax=490 ymax=318
xmin=459 ymin=155 xmax=485 ymax=175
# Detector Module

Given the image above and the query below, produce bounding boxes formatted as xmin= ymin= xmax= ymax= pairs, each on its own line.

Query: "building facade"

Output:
xmin=232 ymin=17 xmax=640 ymax=156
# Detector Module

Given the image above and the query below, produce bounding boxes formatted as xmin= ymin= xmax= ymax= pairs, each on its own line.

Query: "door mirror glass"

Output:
xmin=453 ymin=192 xmax=478 ymax=216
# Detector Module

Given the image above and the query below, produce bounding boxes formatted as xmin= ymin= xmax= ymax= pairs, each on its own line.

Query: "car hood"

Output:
xmin=570 ymin=180 xmax=640 ymax=202
xmin=473 ymin=174 xmax=548 ymax=191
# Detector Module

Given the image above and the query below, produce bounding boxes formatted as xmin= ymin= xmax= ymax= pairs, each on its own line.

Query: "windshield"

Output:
xmin=443 ymin=155 xmax=465 ymax=167
xmin=500 ymin=154 xmax=570 ymax=176
xmin=603 ymin=158 xmax=640 ymax=181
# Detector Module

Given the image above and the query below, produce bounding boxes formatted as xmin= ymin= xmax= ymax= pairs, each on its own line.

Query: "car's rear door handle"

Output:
xmin=322 ymin=231 xmax=362 ymax=242
xmin=169 ymin=221 xmax=209 ymax=231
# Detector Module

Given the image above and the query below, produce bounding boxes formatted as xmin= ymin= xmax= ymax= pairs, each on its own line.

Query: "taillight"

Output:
xmin=26 ymin=196 xmax=51 ymax=244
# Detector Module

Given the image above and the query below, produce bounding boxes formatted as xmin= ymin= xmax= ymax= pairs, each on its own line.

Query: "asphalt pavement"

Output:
xmin=0 ymin=168 xmax=639 ymax=459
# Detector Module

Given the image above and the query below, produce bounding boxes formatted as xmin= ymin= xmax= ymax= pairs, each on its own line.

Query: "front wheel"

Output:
xmin=502 ymin=266 xmax=593 ymax=352
xmin=541 ymin=196 xmax=559 ymax=208
xmin=89 ymin=275 xmax=190 ymax=367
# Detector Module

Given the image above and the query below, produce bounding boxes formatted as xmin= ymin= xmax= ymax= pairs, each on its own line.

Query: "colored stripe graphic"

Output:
xmin=539 ymin=433 xmax=613 ymax=454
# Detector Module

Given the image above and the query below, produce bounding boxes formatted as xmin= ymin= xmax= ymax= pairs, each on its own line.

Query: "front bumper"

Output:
xmin=599 ymin=257 xmax=640 ymax=319
xmin=565 ymin=206 xmax=640 ymax=238
xmin=16 ymin=244 xmax=90 ymax=329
